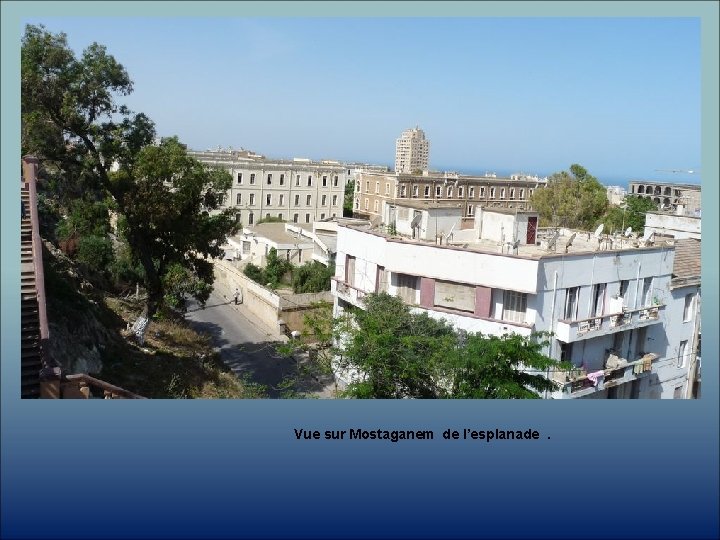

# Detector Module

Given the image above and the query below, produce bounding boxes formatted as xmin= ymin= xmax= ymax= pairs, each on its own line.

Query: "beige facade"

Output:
xmin=189 ymin=150 xmax=350 ymax=226
xmin=395 ymin=127 xmax=429 ymax=173
xmin=628 ymin=181 xmax=701 ymax=216
xmin=353 ymin=171 xmax=543 ymax=225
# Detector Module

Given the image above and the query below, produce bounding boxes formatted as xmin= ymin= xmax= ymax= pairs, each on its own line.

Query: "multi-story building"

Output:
xmin=628 ymin=181 xmax=701 ymax=215
xmin=189 ymin=149 xmax=350 ymax=226
xmin=395 ymin=127 xmax=429 ymax=173
xmin=353 ymin=170 xmax=544 ymax=224
xmin=331 ymin=208 xmax=698 ymax=399
xmin=606 ymin=185 xmax=627 ymax=206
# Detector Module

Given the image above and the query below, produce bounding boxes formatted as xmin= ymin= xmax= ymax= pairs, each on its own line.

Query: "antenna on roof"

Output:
xmin=546 ymin=229 xmax=560 ymax=251
xmin=564 ymin=232 xmax=577 ymax=253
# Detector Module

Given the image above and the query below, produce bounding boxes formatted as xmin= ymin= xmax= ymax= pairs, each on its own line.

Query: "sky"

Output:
xmin=21 ymin=17 xmax=701 ymax=185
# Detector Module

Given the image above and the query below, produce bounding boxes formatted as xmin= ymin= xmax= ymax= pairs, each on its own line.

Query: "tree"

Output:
xmin=243 ymin=248 xmax=292 ymax=289
xmin=599 ymin=195 xmax=658 ymax=235
xmin=530 ymin=164 xmax=608 ymax=229
xmin=343 ymin=179 xmax=355 ymax=217
xmin=292 ymin=261 xmax=334 ymax=293
xmin=332 ymin=293 xmax=566 ymax=399
xmin=22 ymin=25 xmax=237 ymax=318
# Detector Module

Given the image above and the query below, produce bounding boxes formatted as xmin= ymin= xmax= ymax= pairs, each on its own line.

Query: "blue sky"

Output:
xmin=22 ymin=17 xmax=701 ymax=184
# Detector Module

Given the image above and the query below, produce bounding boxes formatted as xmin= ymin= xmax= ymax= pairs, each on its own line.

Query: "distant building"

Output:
xmin=628 ymin=181 xmax=701 ymax=215
xmin=395 ymin=127 xmax=429 ymax=173
xmin=353 ymin=170 xmax=545 ymax=225
xmin=606 ymin=185 xmax=627 ymax=206
xmin=189 ymin=149 xmax=350 ymax=226
xmin=332 ymin=210 xmax=698 ymax=399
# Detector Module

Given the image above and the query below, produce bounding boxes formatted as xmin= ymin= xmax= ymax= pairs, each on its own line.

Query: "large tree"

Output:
xmin=22 ymin=25 xmax=237 ymax=317
xmin=332 ymin=293 xmax=566 ymax=399
xmin=530 ymin=164 xmax=608 ymax=229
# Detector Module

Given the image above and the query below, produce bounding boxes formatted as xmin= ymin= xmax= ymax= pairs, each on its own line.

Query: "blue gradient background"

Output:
xmin=2 ymin=2 xmax=718 ymax=540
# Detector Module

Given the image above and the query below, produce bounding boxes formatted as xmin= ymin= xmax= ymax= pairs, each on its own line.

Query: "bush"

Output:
xmin=292 ymin=261 xmax=334 ymax=293
xmin=76 ymin=235 xmax=115 ymax=272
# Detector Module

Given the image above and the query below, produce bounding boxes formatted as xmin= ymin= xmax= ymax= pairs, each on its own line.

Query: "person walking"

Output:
xmin=233 ymin=288 xmax=240 ymax=305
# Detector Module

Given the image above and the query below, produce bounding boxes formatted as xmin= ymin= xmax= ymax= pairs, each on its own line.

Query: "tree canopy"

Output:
xmin=22 ymin=24 xmax=237 ymax=317
xmin=530 ymin=164 xmax=608 ymax=230
xmin=332 ymin=293 xmax=565 ymax=399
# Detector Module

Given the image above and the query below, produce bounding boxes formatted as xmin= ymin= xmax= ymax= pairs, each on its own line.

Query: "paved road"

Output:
xmin=184 ymin=288 xmax=333 ymax=398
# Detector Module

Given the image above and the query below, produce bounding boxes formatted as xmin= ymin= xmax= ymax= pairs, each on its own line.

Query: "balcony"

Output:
xmin=332 ymin=277 xmax=367 ymax=307
xmin=551 ymin=352 xmax=658 ymax=398
xmin=555 ymin=304 xmax=664 ymax=343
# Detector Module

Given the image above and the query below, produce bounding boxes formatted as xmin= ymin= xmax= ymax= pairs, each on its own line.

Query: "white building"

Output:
xmin=225 ymin=222 xmax=315 ymax=267
xmin=189 ymin=149 xmax=350 ymax=226
xmin=395 ymin=127 xmax=429 ymax=174
xmin=331 ymin=209 xmax=698 ymax=399
xmin=606 ymin=185 xmax=627 ymax=206
xmin=644 ymin=211 xmax=701 ymax=240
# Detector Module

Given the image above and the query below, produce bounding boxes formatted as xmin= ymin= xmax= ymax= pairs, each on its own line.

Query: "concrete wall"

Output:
xmin=645 ymin=213 xmax=701 ymax=239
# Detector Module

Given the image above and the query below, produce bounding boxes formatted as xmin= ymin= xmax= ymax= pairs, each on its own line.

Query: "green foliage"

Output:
xmin=76 ymin=235 xmax=115 ymax=272
xmin=292 ymin=261 xmax=334 ymax=293
xmin=530 ymin=164 xmax=608 ymax=229
xmin=243 ymin=248 xmax=292 ymax=289
xmin=344 ymin=179 xmax=355 ymax=217
xmin=55 ymin=199 xmax=111 ymax=242
xmin=109 ymin=244 xmax=145 ymax=288
xmin=256 ymin=216 xmax=285 ymax=225
xmin=161 ymin=262 xmax=212 ymax=309
xmin=599 ymin=195 xmax=658 ymax=235
xmin=333 ymin=293 xmax=565 ymax=399
xmin=22 ymin=25 xmax=238 ymax=317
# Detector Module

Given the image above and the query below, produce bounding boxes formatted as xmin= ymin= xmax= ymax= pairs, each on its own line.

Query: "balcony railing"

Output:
xmin=332 ymin=277 xmax=367 ymax=306
xmin=556 ymin=304 xmax=664 ymax=343
xmin=550 ymin=352 xmax=658 ymax=397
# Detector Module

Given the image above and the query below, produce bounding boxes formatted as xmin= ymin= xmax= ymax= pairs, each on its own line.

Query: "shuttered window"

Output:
xmin=395 ymin=273 xmax=418 ymax=304
xmin=502 ymin=290 xmax=527 ymax=323
xmin=434 ymin=280 xmax=476 ymax=312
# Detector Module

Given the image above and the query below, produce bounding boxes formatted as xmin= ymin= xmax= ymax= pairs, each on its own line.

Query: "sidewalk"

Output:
xmin=216 ymin=281 xmax=288 ymax=342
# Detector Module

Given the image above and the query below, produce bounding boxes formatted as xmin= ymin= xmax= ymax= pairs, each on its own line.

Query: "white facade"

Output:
xmin=395 ymin=127 xmax=429 ymax=174
xmin=189 ymin=150 xmax=349 ymax=226
xmin=644 ymin=212 xmax=701 ymax=240
xmin=606 ymin=185 xmax=627 ymax=206
xmin=331 ymin=221 xmax=696 ymax=399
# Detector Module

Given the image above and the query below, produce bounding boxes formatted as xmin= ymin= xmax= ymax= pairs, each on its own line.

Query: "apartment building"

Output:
xmin=353 ymin=170 xmax=544 ymax=224
xmin=189 ymin=149 xmax=349 ymax=226
xmin=606 ymin=185 xmax=627 ymax=206
xmin=628 ymin=181 xmax=701 ymax=215
xmin=395 ymin=127 xmax=429 ymax=173
xmin=331 ymin=209 xmax=698 ymax=399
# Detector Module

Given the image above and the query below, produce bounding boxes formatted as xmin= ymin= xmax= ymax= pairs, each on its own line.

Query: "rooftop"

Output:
xmin=671 ymin=238 xmax=701 ymax=281
xmin=236 ymin=222 xmax=314 ymax=246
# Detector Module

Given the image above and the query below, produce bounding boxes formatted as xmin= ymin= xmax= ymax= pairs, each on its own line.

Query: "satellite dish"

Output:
xmin=594 ymin=224 xmax=604 ymax=237
xmin=564 ymin=232 xmax=577 ymax=253
xmin=624 ymin=227 xmax=632 ymax=237
xmin=644 ymin=231 xmax=655 ymax=246
xmin=410 ymin=213 xmax=422 ymax=228
xmin=547 ymin=230 xmax=560 ymax=251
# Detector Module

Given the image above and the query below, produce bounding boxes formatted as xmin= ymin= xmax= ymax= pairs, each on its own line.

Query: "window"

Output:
xmin=642 ymin=277 xmax=653 ymax=307
xmin=236 ymin=212 xmax=242 ymax=224
xmin=469 ymin=187 xmax=475 ymax=198
xmin=354 ymin=200 xmax=359 ymax=209
xmin=458 ymin=186 xmax=464 ymax=198
xmin=619 ymin=279 xmax=629 ymax=299
xmin=237 ymin=173 xmax=243 ymax=184
xmin=366 ymin=181 xmax=370 ymax=192
xmin=424 ymin=186 xmax=430 ymax=198
xmin=434 ymin=280 xmax=475 ymax=312
xmin=279 ymin=194 xmax=284 ymax=206
xmin=333 ymin=175 xmax=338 ymax=187
xmin=265 ymin=213 xmax=270 ymax=220
xmin=529 ymin=188 xmax=534 ymax=197
xmin=519 ymin=188 xmax=524 ymax=199
xmin=307 ymin=175 xmax=312 ymax=186
xmin=400 ymin=185 xmax=407 ymax=197
xmin=321 ymin=195 xmax=327 ymax=206
xmin=249 ymin=194 xmax=255 ymax=206
xmin=490 ymin=187 xmax=495 ymax=199
xmin=356 ymin=182 xmax=361 ymax=192
xmin=364 ymin=198 xmax=369 ymax=210
xmin=411 ymin=185 xmax=418 ymax=198
xmin=480 ymin=186 xmax=486 ymax=198
xmin=345 ymin=255 xmax=356 ymax=286
xmin=376 ymin=182 xmax=380 ymax=194
xmin=395 ymin=273 xmax=419 ymax=304
xmin=376 ymin=266 xmax=388 ymax=293
xmin=509 ymin=188 xmax=515 ymax=199
xmin=447 ymin=186 xmax=453 ymax=198
xmin=322 ymin=175 xmax=327 ymax=187
xmin=385 ymin=183 xmax=390 ymax=195
xmin=277 ymin=213 xmax=283 ymax=220
xmin=250 ymin=173 xmax=256 ymax=185
xmin=293 ymin=213 xmax=299 ymax=223
xmin=294 ymin=195 xmax=300 ymax=206
xmin=683 ymin=294 xmax=694 ymax=321
xmin=564 ymin=287 xmax=579 ymax=320
xmin=280 ymin=174 xmax=285 ymax=185
xmin=306 ymin=194 xmax=312 ymax=206
xmin=467 ymin=205 xmax=474 ymax=216
xmin=305 ymin=213 xmax=311 ymax=223
xmin=267 ymin=173 xmax=272 ymax=184
xmin=296 ymin=175 xmax=301 ymax=186
xmin=266 ymin=194 xmax=272 ymax=206
xmin=374 ymin=200 xmax=379 ymax=211
xmin=500 ymin=188 xmax=505 ymax=199
xmin=502 ymin=290 xmax=527 ymax=323
xmin=560 ymin=342 xmax=573 ymax=363
xmin=591 ymin=283 xmax=606 ymax=317
xmin=436 ymin=186 xmax=441 ymax=197
xmin=248 ymin=213 xmax=254 ymax=225
xmin=331 ymin=195 xmax=337 ymax=206
xmin=236 ymin=193 xmax=242 ymax=205
xmin=320 ymin=213 xmax=325 ymax=220
xmin=678 ymin=341 xmax=688 ymax=368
